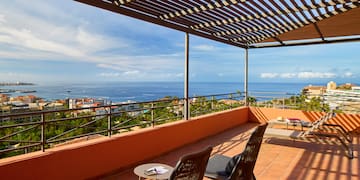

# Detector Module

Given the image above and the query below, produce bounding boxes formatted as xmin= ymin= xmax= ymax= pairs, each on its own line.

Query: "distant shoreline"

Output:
xmin=0 ymin=82 xmax=35 ymax=86
xmin=0 ymin=82 xmax=307 ymax=102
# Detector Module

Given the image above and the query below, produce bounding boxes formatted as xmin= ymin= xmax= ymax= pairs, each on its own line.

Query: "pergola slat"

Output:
xmin=248 ymin=1 xmax=360 ymax=44
xmin=75 ymin=0 xmax=360 ymax=49
xmin=159 ymin=0 xmax=245 ymax=20
xmin=232 ymin=1 xmax=359 ymax=44
xmin=194 ymin=0 xmax=351 ymax=37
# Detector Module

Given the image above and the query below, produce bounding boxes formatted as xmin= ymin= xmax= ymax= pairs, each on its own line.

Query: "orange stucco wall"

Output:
xmin=0 ymin=107 xmax=249 ymax=180
xmin=249 ymin=107 xmax=360 ymax=132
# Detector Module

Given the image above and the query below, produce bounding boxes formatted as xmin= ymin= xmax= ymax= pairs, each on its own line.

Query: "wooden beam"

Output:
xmin=191 ymin=0 xmax=359 ymax=45
xmin=249 ymin=37 xmax=360 ymax=49
xmin=273 ymin=37 xmax=285 ymax=46
xmin=229 ymin=2 xmax=359 ymax=44
xmin=313 ymin=23 xmax=326 ymax=41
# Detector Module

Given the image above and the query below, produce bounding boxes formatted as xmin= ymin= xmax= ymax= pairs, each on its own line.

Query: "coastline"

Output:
xmin=0 ymin=82 xmax=308 ymax=102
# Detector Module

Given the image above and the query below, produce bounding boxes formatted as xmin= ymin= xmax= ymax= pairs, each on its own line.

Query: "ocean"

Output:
xmin=1 ymin=82 xmax=312 ymax=102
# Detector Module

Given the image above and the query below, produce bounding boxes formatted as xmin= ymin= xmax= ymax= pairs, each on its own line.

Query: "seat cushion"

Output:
xmin=205 ymin=154 xmax=231 ymax=179
xmin=225 ymin=153 xmax=242 ymax=175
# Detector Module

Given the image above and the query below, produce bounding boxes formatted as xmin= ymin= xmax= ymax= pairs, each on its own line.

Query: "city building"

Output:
xmin=0 ymin=94 xmax=9 ymax=103
xmin=325 ymin=87 xmax=360 ymax=114
xmin=302 ymin=85 xmax=326 ymax=98
xmin=327 ymin=81 xmax=337 ymax=90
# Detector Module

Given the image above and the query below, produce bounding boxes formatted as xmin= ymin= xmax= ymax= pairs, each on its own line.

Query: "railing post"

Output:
xmin=41 ymin=112 xmax=45 ymax=152
xmin=107 ymin=106 xmax=112 ymax=137
xmin=211 ymin=96 xmax=215 ymax=110
xmin=244 ymin=48 xmax=249 ymax=106
xmin=184 ymin=32 xmax=190 ymax=120
xmin=151 ymin=103 xmax=155 ymax=127
xmin=283 ymin=98 xmax=285 ymax=109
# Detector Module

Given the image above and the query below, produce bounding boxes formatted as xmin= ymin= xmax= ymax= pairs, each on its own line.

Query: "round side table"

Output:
xmin=134 ymin=163 xmax=174 ymax=180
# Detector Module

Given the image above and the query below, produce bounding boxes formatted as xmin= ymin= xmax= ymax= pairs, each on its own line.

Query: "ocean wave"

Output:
xmin=143 ymin=93 xmax=155 ymax=96
xmin=124 ymin=96 xmax=136 ymax=99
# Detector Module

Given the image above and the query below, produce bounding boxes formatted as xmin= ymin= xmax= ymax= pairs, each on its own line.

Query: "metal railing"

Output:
xmin=248 ymin=91 xmax=299 ymax=109
xmin=1 ymin=90 xmax=360 ymax=158
xmin=190 ymin=92 xmax=244 ymax=117
xmin=0 ymin=92 xmax=244 ymax=158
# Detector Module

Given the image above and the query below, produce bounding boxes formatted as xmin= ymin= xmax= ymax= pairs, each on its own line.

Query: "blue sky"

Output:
xmin=0 ymin=1 xmax=359 ymax=85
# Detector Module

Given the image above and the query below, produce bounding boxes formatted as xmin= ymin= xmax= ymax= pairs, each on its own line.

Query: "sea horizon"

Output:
xmin=0 ymin=81 xmax=338 ymax=102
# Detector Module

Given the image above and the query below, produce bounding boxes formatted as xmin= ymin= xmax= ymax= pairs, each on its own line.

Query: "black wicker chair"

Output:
xmin=205 ymin=123 xmax=268 ymax=180
xmin=169 ymin=146 xmax=213 ymax=180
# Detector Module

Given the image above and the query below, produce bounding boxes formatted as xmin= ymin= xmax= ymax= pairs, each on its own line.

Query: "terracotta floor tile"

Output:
xmin=97 ymin=123 xmax=359 ymax=180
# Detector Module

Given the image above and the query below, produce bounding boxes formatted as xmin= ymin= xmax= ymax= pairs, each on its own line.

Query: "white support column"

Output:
xmin=184 ymin=33 xmax=190 ymax=120
xmin=244 ymin=48 xmax=249 ymax=106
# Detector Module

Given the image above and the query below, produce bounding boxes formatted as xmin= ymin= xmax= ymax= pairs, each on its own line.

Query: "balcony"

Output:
xmin=0 ymin=106 xmax=359 ymax=179
xmin=1 ymin=0 xmax=359 ymax=179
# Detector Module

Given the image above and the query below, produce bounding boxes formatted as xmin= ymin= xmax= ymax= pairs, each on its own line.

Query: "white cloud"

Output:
xmin=0 ymin=4 xmax=186 ymax=80
xmin=260 ymin=73 xmax=278 ymax=78
xmin=297 ymin=72 xmax=336 ymax=79
xmin=193 ymin=45 xmax=216 ymax=51
xmin=280 ymin=73 xmax=297 ymax=78
xmin=0 ymin=18 xmax=78 ymax=59
xmin=0 ymin=2 xmax=130 ymax=62
xmin=260 ymin=72 xmax=338 ymax=79
xmin=97 ymin=71 xmax=184 ymax=81
xmin=0 ymin=14 xmax=5 ymax=24
xmin=343 ymin=72 xmax=353 ymax=77
xmin=95 ymin=52 xmax=183 ymax=73
xmin=97 ymin=64 xmax=125 ymax=71
xmin=75 ymin=27 xmax=127 ymax=51
xmin=97 ymin=73 xmax=121 ymax=77
xmin=123 ymin=70 xmax=140 ymax=75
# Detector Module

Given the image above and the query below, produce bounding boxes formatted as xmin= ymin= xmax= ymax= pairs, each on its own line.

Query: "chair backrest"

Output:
xmin=304 ymin=112 xmax=335 ymax=135
xmin=228 ymin=123 xmax=268 ymax=180
xmin=169 ymin=146 xmax=213 ymax=180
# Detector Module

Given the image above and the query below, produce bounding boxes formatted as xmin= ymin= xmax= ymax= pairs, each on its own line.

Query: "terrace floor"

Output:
xmin=98 ymin=123 xmax=359 ymax=180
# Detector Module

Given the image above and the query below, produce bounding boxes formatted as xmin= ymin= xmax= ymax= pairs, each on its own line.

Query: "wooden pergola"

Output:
xmin=75 ymin=0 xmax=360 ymax=119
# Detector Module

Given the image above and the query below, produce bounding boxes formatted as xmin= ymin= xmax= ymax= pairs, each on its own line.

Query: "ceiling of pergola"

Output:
xmin=76 ymin=0 xmax=360 ymax=49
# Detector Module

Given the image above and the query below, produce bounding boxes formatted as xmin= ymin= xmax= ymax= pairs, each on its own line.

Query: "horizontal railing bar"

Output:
xmin=0 ymin=143 xmax=41 ymax=154
xmin=0 ymin=140 xmax=41 ymax=143
xmin=189 ymin=92 xmax=243 ymax=99
xmin=47 ymin=117 xmax=102 ymax=141
xmin=0 ymin=121 xmax=42 ymax=129
xmin=47 ymin=130 xmax=108 ymax=144
xmin=250 ymin=91 xmax=299 ymax=95
xmin=0 ymin=125 xmax=39 ymax=141
xmin=112 ymin=123 xmax=146 ymax=131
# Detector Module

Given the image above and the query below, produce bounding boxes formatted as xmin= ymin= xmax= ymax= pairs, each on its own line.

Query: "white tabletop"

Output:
xmin=134 ymin=163 xmax=174 ymax=180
